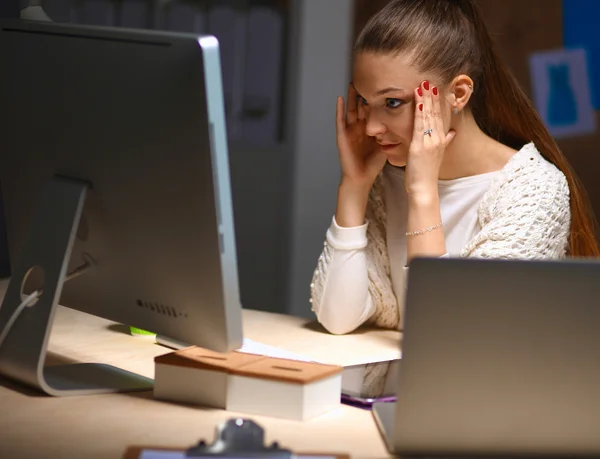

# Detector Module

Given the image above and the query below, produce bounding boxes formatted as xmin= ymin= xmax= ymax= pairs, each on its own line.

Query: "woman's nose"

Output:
xmin=365 ymin=112 xmax=387 ymax=137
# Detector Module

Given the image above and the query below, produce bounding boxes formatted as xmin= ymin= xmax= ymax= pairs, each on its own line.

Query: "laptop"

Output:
xmin=373 ymin=257 xmax=600 ymax=456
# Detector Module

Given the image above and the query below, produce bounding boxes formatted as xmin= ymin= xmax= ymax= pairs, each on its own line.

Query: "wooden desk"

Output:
xmin=0 ymin=306 xmax=400 ymax=459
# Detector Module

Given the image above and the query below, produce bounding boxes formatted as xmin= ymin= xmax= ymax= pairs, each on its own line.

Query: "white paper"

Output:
xmin=529 ymin=48 xmax=596 ymax=138
xmin=238 ymin=338 xmax=316 ymax=363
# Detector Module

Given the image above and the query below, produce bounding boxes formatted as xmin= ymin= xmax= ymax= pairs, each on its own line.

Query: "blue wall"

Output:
xmin=563 ymin=0 xmax=600 ymax=109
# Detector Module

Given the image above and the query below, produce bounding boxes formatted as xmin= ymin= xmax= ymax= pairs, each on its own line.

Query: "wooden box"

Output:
xmin=154 ymin=346 xmax=343 ymax=420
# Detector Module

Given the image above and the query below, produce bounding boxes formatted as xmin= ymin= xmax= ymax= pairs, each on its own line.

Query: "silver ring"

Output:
xmin=424 ymin=128 xmax=433 ymax=136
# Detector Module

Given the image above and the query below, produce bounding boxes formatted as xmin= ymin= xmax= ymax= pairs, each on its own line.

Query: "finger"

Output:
xmin=347 ymin=84 xmax=358 ymax=124
xmin=445 ymin=129 xmax=457 ymax=147
xmin=431 ymin=85 xmax=445 ymax=142
xmin=411 ymin=85 xmax=425 ymax=148
xmin=336 ymin=96 xmax=345 ymax=136
xmin=421 ymin=80 xmax=433 ymax=133
xmin=357 ymin=97 xmax=366 ymax=122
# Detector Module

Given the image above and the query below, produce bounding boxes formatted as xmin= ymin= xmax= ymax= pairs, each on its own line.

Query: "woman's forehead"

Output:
xmin=352 ymin=52 xmax=423 ymax=94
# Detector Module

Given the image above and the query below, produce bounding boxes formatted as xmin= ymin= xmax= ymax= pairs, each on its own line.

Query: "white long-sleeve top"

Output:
xmin=309 ymin=142 xmax=571 ymax=335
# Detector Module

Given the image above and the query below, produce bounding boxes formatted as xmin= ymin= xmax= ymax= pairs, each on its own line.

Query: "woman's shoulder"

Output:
xmin=506 ymin=142 xmax=565 ymax=177
xmin=477 ymin=142 xmax=569 ymax=224
xmin=490 ymin=142 xmax=568 ymax=197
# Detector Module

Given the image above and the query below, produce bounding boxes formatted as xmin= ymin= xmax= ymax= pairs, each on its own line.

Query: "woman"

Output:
xmin=310 ymin=0 xmax=599 ymax=335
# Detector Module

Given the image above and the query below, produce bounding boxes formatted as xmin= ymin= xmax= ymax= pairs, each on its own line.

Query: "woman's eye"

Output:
xmin=385 ymin=98 xmax=403 ymax=109
xmin=358 ymin=96 xmax=368 ymax=106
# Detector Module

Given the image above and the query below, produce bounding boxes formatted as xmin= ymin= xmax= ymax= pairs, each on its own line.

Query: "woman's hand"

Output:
xmin=404 ymin=81 xmax=456 ymax=200
xmin=336 ymin=84 xmax=387 ymax=190
xmin=404 ymin=81 xmax=451 ymax=261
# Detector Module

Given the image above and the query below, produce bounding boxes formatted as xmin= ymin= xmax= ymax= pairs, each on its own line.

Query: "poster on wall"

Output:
xmin=529 ymin=48 xmax=596 ymax=139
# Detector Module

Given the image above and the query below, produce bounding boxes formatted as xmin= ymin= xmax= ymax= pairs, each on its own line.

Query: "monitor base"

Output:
xmin=0 ymin=176 xmax=152 ymax=396
xmin=45 ymin=363 xmax=152 ymax=395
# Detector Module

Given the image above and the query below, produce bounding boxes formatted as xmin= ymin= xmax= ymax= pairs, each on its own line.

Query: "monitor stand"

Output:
xmin=0 ymin=176 xmax=153 ymax=396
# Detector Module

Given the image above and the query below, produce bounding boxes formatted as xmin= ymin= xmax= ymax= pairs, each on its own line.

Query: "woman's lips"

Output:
xmin=378 ymin=143 xmax=399 ymax=152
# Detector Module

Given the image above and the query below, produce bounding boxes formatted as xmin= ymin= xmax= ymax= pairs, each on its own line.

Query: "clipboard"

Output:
xmin=122 ymin=418 xmax=349 ymax=459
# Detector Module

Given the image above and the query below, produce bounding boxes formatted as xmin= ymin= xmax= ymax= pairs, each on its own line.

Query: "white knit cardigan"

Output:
xmin=310 ymin=143 xmax=571 ymax=331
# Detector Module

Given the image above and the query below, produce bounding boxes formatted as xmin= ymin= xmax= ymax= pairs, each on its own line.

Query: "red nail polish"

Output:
xmin=423 ymin=80 xmax=430 ymax=91
xmin=432 ymin=86 xmax=438 ymax=96
xmin=418 ymin=103 xmax=423 ymax=111
xmin=417 ymin=88 xmax=423 ymax=97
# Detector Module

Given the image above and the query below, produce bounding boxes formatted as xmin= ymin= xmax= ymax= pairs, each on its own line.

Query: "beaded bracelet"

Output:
xmin=406 ymin=223 xmax=443 ymax=237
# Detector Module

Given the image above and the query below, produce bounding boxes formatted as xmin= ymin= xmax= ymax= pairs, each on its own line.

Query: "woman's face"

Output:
xmin=352 ymin=51 xmax=451 ymax=167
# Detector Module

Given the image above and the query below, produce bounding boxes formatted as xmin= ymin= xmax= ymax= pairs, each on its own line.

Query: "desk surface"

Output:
xmin=0 ymin=305 xmax=400 ymax=459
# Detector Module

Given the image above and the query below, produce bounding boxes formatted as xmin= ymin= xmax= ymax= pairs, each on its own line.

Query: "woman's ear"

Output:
xmin=447 ymin=74 xmax=474 ymax=114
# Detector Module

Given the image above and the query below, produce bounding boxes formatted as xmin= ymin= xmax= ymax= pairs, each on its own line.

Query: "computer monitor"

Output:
xmin=0 ymin=19 xmax=243 ymax=396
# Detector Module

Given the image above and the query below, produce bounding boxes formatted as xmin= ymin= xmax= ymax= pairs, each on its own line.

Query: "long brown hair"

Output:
xmin=355 ymin=0 xmax=600 ymax=257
